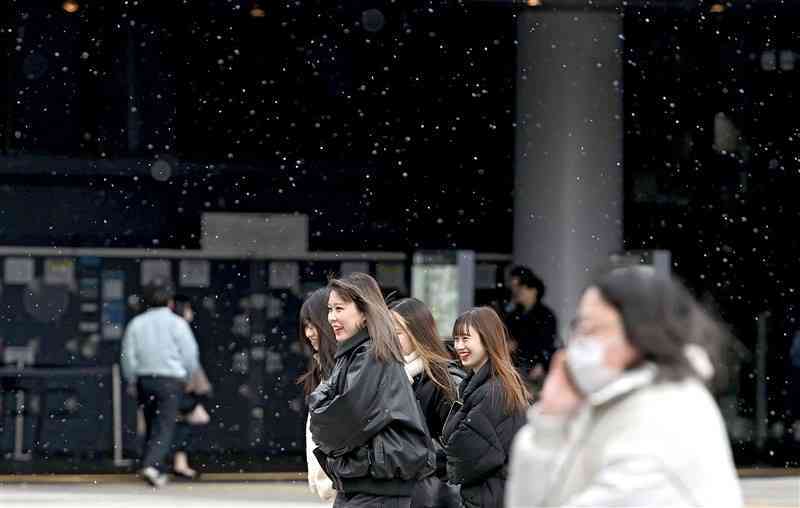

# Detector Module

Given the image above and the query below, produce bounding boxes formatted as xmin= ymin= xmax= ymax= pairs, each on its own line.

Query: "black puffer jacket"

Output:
xmin=442 ymin=362 xmax=528 ymax=508
xmin=410 ymin=362 xmax=467 ymax=508
xmin=413 ymin=362 xmax=467 ymax=445
xmin=309 ymin=330 xmax=435 ymax=497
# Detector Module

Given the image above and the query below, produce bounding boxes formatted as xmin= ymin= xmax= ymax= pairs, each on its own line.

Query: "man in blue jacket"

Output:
xmin=121 ymin=278 xmax=199 ymax=487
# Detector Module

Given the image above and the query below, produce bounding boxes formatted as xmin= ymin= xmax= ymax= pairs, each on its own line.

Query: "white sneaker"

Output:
xmin=141 ymin=466 xmax=168 ymax=488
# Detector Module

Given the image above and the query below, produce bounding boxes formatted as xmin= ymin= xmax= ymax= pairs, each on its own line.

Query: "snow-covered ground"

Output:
xmin=0 ymin=477 xmax=797 ymax=507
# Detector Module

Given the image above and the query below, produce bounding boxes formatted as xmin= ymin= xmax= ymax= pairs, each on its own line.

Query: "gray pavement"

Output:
xmin=0 ymin=477 xmax=797 ymax=507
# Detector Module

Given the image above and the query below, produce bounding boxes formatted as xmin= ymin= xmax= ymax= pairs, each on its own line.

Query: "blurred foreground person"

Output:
xmin=506 ymin=267 xmax=743 ymax=507
xmin=298 ymin=288 xmax=337 ymax=503
xmin=309 ymin=273 xmax=435 ymax=508
xmin=443 ymin=307 xmax=530 ymax=508
xmin=390 ymin=298 xmax=466 ymax=508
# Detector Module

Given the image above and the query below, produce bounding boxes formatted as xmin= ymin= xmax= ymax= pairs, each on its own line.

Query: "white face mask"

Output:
xmin=565 ymin=337 xmax=621 ymax=396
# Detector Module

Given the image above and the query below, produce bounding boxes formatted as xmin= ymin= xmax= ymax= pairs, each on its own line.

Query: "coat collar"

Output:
xmin=460 ymin=361 xmax=492 ymax=400
xmin=587 ymin=363 xmax=658 ymax=407
xmin=335 ymin=329 xmax=370 ymax=359
xmin=403 ymin=353 xmax=425 ymax=382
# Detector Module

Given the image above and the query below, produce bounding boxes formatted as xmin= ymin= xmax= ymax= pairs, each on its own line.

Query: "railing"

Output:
xmin=0 ymin=364 xmax=127 ymax=465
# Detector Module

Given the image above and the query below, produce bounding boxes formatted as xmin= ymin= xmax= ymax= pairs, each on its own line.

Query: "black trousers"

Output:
xmin=333 ymin=493 xmax=411 ymax=508
xmin=137 ymin=376 xmax=184 ymax=471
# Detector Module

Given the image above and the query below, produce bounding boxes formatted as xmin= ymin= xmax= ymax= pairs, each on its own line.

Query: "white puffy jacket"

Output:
xmin=506 ymin=365 xmax=743 ymax=508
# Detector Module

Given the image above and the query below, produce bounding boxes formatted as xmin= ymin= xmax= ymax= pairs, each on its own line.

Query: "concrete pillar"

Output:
xmin=513 ymin=7 xmax=624 ymax=332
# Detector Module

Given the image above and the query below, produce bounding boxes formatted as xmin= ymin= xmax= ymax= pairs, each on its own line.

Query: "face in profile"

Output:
xmin=304 ymin=322 xmax=320 ymax=352
xmin=391 ymin=311 xmax=414 ymax=356
xmin=327 ymin=290 xmax=366 ymax=342
xmin=183 ymin=305 xmax=194 ymax=323
xmin=453 ymin=325 xmax=488 ymax=371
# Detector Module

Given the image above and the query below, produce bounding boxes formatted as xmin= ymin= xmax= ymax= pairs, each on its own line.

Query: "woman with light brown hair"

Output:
xmin=308 ymin=273 xmax=435 ymax=508
xmin=390 ymin=298 xmax=466 ymax=508
xmin=442 ymin=306 xmax=530 ymax=508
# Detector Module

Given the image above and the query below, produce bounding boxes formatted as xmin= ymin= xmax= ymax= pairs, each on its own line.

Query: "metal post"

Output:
xmin=13 ymin=357 xmax=31 ymax=461
xmin=456 ymin=250 xmax=476 ymax=314
xmin=13 ymin=389 xmax=30 ymax=461
xmin=112 ymin=364 xmax=123 ymax=465
xmin=111 ymin=364 xmax=132 ymax=466
xmin=755 ymin=311 xmax=770 ymax=452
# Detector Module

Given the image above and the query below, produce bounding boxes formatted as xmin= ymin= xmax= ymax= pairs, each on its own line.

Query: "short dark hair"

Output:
xmin=143 ymin=278 xmax=175 ymax=308
xmin=510 ymin=265 xmax=546 ymax=298
xmin=591 ymin=267 xmax=728 ymax=387
xmin=173 ymin=294 xmax=192 ymax=317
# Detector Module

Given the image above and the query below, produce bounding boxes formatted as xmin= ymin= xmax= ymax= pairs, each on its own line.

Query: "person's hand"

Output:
xmin=538 ymin=350 xmax=584 ymax=416
xmin=528 ymin=363 xmax=546 ymax=381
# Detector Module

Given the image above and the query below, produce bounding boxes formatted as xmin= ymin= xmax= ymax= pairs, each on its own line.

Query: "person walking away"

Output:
xmin=121 ymin=278 xmax=199 ymax=488
xmin=169 ymin=295 xmax=212 ymax=479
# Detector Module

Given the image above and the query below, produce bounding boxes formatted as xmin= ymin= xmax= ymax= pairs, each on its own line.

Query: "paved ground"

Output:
xmin=0 ymin=481 xmax=326 ymax=507
xmin=741 ymin=477 xmax=800 ymax=508
xmin=0 ymin=477 xmax=796 ymax=507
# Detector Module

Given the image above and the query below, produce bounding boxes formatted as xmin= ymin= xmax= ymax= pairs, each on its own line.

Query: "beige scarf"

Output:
xmin=403 ymin=352 xmax=424 ymax=382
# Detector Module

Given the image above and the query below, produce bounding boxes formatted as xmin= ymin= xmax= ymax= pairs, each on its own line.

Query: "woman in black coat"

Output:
xmin=309 ymin=274 xmax=435 ymax=508
xmin=443 ymin=307 xmax=531 ymax=508
xmin=390 ymin=298 xmax=466 ymax=508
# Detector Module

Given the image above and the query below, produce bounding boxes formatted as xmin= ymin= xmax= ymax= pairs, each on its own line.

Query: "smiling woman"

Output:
xmin=327 ymin=290 xmax=365 ymax=342
xmin=308 ymin=273 xmax=435 ymax=508
xmin=443 ymin=307 xmax=530 ymax=508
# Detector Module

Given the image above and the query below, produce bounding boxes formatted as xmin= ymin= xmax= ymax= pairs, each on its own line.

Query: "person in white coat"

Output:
xmin=506 ymin=267 xmax=743 ymax=508
xmin=298 ymin=288 xmax=337 ymax=503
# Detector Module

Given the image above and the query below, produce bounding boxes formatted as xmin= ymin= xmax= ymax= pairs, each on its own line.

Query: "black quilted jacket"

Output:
xmin=442 ymin=362 xmax=528 ymax=508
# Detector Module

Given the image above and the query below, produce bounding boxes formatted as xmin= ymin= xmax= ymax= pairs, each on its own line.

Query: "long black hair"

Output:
xmin=591 ymin=267 xmax=728 ymax=386
xmin=297 ymin=287 xmax=337 ymax=396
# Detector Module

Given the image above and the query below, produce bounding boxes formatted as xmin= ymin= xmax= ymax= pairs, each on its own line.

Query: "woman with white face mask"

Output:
xmin=506 ymin=267 xmax=743 ymax=508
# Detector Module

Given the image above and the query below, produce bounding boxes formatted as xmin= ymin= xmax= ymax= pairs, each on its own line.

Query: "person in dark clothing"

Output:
xmin=390 ymin=298 xmax=466 ymax=508
xmin=443 ymin=307 xmax=530 ymax=508
xmin=170 ymin=295 xmax=212 ymax=480
xmin=309 ymin=273 xmax=435 ymax=508
xmin=505 ymin=266 xmax=558 ymax=381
